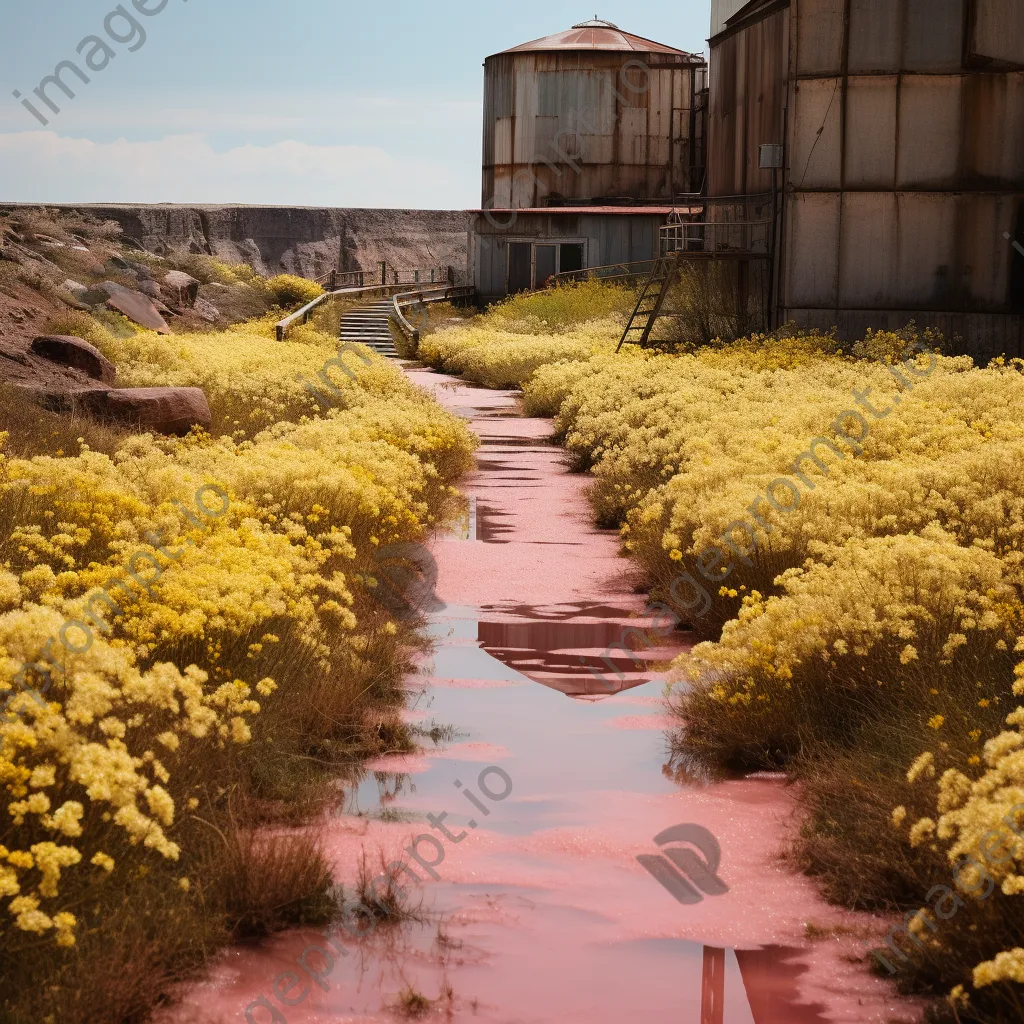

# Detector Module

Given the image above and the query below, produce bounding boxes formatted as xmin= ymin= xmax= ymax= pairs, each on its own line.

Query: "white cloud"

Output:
xmin=0 ymin=88 xmax=482 ymax=139
xmin=0 ymin=130 xmax=478 ymax=208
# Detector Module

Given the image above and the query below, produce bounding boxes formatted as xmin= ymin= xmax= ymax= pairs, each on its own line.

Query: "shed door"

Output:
xmin=508 ymin=243 xmax=532 ymax=294
xmin=535 ymin=245 xmax=557 ymax=288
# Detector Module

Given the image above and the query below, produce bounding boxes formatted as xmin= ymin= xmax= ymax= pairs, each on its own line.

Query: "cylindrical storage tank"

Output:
xmin=482 ymin=19 xmax=706 ymax=210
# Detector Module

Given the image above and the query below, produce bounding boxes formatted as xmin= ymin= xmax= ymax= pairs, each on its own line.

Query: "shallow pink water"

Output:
xmin=155 ymin=369 xmax=918 ymax=1024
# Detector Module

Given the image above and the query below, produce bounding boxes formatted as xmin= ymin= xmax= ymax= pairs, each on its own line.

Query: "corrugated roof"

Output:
xmin=495 ymin=19 xmax=697 ymax=57
xmin=473 ymin=207 xmax=691 ymax=216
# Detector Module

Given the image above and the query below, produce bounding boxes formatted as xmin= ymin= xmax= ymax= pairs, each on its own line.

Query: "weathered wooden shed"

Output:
xmin=707 ymin=0 xmax=1024 ymax=357
xmin=469 ymin=207 xmax=675 ymax=304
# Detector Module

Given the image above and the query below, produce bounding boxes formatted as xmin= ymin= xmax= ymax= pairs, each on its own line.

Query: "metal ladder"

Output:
xmin=616 ymin=254 xmax=680 ymax=353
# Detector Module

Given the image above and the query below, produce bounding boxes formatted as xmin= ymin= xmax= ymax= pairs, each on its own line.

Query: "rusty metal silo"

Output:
xmin=481 ymin=19 xmax=707 ymax=210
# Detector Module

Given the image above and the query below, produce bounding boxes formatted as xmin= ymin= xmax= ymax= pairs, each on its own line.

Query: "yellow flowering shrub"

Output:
xmin=90 ymin=314 xmax=419 ymax=433
xmin=0 ymin=305 xmax=475 ymax=995
xmin=421 ymin=318 xmax=622 ymax=390
xmin=677 ymin=528 xmax=1019 ymax=766
xmin=263 ymin=274 xmax=324 ymax=308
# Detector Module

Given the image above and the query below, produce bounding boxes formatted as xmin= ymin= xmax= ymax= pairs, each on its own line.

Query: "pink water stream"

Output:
xmin=155 ymin=369 xmax=919 ymax=1024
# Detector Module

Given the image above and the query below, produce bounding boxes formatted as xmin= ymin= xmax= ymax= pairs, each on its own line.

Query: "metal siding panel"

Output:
xmin=649 ymin=72 xmax=673 ymax=138
xmin=495 ymin=118 xmax=514 ymax=166
xmin=844 ymin=77 xmax=898 ymax=187
xmin=708 ymin=8 xmax=790 ymax=198
xmin=971 ymin=0 xmax=1024 ymax=66
xmin=631 ymin=219 xmax=653 ymax=262
xmin=896 ymin=194 xmax=958 ymax=305
xmin=796 ymin=0 xmax=845 ymax=76
xmin=848 ymin=0 xmax=902 ymax=72
xmin=649 ymin=135 xmax=670 ymax=165
xmin=493 ymin=170 xmax=513 ymax=208
xmin=511 ymin=173 xmax=534 ymax=208
xmin=791 ymin=78 xmax=843 ymax=189
xmin=709 ymin=35 xmax=739 ymax=196
xmin=954 ymin=195 xmax=1011 ymax=308
xmin=903 ymin=0 xmax=965 ymax=71
xmin=514 ymin=63 xmax=536 ymax=156
xmin=712 ymin=0 xmax=751 ymax=37
xmin=582 ymin=134 xmax=615 ymax=163
xmin=533 ymin=116 xmax=558 ymax=156
xmin=786 ymin=192 xmax=841 ymax=307
xmin=537 ymin=72 xmax=560 ymax=117
xmin=897 ymin=76 xmax=964 ymax=187
xmin=620 ymin=108 xmax=648 ymax=164
xmin=839 ymin=193 xmax=899 ymax=306
xmin=964 ymin=73 xmax=1024 ymax=185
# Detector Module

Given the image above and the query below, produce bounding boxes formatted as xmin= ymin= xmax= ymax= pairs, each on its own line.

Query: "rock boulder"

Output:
xmin=60 ymin=279 xmax=90 ymax=300
xmin=193 ymin=297 xmax=220 ymax=323
xmin=103 ymin=287 xmax=170 ymax=333
xmin=81 ymin=387 xmax=212 ymax=435
xmin=163 ymin=271 xmax=201 ymax=308
xmin=30 ymin=335 xmax=116 ymax=383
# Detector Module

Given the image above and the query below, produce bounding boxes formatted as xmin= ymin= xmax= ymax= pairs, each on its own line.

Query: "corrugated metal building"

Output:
xmin=707 ymin=0 xmax=1024 ymax=357
xmin=473 ymin=19 xmax=708 ymax=301
xmin=482 ymin=19 xmax=707 ymax=208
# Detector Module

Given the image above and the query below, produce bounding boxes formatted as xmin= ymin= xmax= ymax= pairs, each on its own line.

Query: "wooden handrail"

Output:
xmin=275 ymin=281 xmax=447 ymax=341
xmin=275 ymin=293 xmax=332 ymax=342
xmin=552 ymin=260 xmax=656 ymax=286
xmin=391 ymin=285 xmax=476 ymax=349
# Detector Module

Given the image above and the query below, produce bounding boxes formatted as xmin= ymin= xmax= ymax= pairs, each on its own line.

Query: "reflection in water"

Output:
xmin=735 ymin=947 xmax=831 ymax=1024
xmin=478 ymin=617 xmax=661 ymax=697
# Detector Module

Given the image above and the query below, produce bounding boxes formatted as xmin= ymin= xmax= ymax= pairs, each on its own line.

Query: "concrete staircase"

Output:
xmin=339 ymin=300 xmax=399 ymax=358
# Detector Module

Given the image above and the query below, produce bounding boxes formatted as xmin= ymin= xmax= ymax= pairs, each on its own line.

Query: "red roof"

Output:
xmin=495 ymin=19 xmax=699 ymax=58
xmin=473 ymin=207 xmax=695 ymax=216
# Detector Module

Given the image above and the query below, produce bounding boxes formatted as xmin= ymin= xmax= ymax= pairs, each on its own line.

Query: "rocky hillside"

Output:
xmin=0 ymin=204 xmax=470 ymax=282
xmin=0 ymin=207 xmax=325 ymax=403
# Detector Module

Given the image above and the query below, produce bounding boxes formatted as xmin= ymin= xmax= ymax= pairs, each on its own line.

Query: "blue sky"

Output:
xmin=0 ymin=0 xmax=712 ymax=208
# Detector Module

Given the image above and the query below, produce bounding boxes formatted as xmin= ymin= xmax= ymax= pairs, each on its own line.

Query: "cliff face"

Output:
xmin=2 ymin=204 xmax=471 ymax=280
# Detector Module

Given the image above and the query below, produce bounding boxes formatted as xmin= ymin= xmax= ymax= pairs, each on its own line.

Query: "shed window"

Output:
xmin=560 ymin=243 xmax=585 ymax=274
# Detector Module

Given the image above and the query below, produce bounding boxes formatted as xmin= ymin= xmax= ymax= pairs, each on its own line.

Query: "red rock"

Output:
xmin=104 ymin=287 xmax=170 ymax=333
xmin=30 ymin=335 xmax=116 ymax=383
xmin=193 ymin=297 xmax=220 ymax=323
xmin=163 ymin=271 xmax=201 ymax=309
xmin=81 ymin=387 xmax=212 ymax=435
xmin=138 ymin=279 xmax=163 ymax=299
